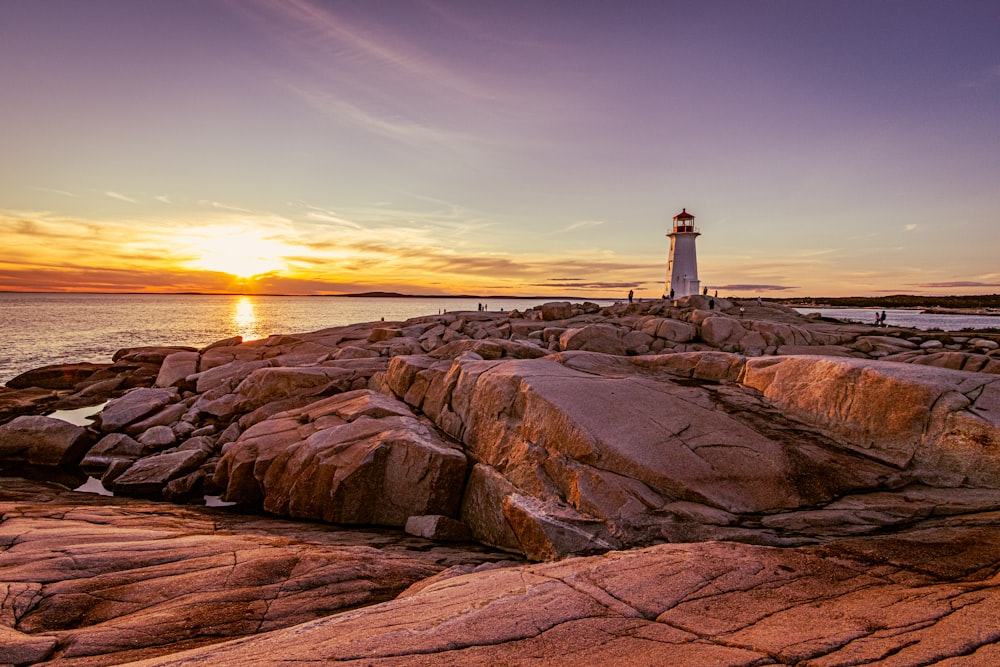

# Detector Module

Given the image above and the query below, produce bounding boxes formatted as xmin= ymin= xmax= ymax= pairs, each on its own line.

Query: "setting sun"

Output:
xmin=179 ymin=227 xmax=291 ymax=278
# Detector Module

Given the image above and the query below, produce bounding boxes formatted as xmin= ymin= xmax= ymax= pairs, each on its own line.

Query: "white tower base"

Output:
xmin=665 ymin=230 xmax=701 ymax=299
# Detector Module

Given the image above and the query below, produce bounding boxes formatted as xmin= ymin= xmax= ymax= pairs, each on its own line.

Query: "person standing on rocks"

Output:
xmin=628 ymin=289 xmax=634 ymax=304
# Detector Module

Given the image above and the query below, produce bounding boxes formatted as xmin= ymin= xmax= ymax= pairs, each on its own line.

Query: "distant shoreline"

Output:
xmin=779 ymin=294 xmax=1000 ymax=310
xmin=2 ymin=290 xmax=1000 ymax=310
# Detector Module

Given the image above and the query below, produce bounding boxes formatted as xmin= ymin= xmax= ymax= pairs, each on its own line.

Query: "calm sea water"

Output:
xmin=793 ymin=307 xmax=1000 ymax=332
xmin=0 ymin=293 xmax=613 ymax=383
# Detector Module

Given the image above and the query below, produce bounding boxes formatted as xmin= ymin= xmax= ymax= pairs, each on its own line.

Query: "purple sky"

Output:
xmin=1 ymin=1 xmax=998 ymax=296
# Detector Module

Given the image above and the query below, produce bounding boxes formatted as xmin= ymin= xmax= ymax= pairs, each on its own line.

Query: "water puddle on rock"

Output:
xmin=48 ymin=402 xmax=107 ymax=427
xmin=75 ymin=476 xmax=114 ymax=496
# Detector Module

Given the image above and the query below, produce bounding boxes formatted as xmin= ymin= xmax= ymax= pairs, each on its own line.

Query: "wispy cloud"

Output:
xmin=531 ymin=281 xmax=643 ymax=290
xmin=712 ymin=284 xmax=798 ymax=292
xmin=302 ymin=207 xmax=363 ymax=230
xmin=153 ymin=195 xmax=172 ymax=204
xmin=283 ymin=83 xmax=473 ymax=146
xmin=225 ymin=0 xmax=567 ymax=152
xmin=916 ymin=281 xmax=1000 ymax=288
xmin=419 ymin=1 xmax=549 ymax=50
xmin=34 ymin=187 xmax=77 ymax=198
xmin=240 ymin=0 xmax=502 ymax=102
xmin=105 ymin=191 xmax=137 ymax=204
xmin=550 ymin=220 xmax=604 ymax=235
xmin=793 ymin=248 xmax=843 ymax=258
xmin=200 ymin=200 xmax=255 ymax=213
xmin=903 ymin=224 xmax=917 ymax=232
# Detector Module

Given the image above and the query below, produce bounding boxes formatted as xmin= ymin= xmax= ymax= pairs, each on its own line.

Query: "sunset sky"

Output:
xmin=2 ymin=1 xmax=998 ymax=298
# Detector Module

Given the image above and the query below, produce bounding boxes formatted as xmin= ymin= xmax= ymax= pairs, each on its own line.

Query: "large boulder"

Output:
xmin=451 ymin=357 xmax=812 ymax=512
xmin=96 ymin=388 xmax=179 ymax=432
xmin=0 ymin=416 xmax=91 ymax=467
xmin=911 ymin=351 xmax=1000 ymax=374
xmin=654 ymin=318 xmax=697 ymax=342
xmin=113 ymin=346 xmax=196 ymax=364
xmin=404 ymin=514 xmax=472 ymax=542
xmin=215 ymin=390 xmax=468 ymax=526
xmin=558 ymin=325 xmax=626 ymax=355
xmin=80 ymin=433 xmax=148 ymax=469
xmin=394 ymin=352 xmax=904 ymax=557
xmin=540 ymin=302 xmax=573 ymax=321
xmin=155 ymin=351 xmax=199 ymax=388
xmin=741 ymin=355 xmax=1000 ymax=484
xmin=233 ymin=366 xmax=354 ymax=413
xmin=108 ymin=448 xmax=210 ymax=497
xmin=192 ymin=359 xmax=271 ymax=394
xmin=631 ymin=350 xmax=745 ymax=383
xmin=698 ymin=315 xmax=745 ymax=349
xmin=5 ymin=363 xmax=109 ymax=390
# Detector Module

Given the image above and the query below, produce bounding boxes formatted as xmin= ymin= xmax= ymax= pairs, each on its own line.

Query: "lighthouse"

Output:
xmin=664 ymin=207 xmax=701 ymax=299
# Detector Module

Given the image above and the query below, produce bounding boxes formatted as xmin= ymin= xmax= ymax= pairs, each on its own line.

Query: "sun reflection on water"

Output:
xmin=233 ymin=296 xmax=258 ymax=340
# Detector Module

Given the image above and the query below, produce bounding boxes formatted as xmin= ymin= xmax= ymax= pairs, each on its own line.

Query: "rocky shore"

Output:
xmin=3 ymin=296 xmax=1000 ymax=665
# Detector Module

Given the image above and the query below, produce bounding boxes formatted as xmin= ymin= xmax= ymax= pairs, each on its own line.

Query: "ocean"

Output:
xmin=793 ymin=307 xmax=1000 ymax=332
xmin=2 ymin=293 xmax=998 ymax=385
xmin=0 ymin=292 xmax=611 ymax=383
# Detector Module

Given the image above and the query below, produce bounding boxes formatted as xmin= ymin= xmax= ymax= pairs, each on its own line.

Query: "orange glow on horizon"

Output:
xmin=176 ymin=227 xmax=294 ymax=279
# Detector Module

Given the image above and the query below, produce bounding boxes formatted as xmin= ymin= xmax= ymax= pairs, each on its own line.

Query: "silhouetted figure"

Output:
xmin=628 ymin=289 xmax=634 ymax=304
xmin=709 ymin=298 xmax=715 ymax=310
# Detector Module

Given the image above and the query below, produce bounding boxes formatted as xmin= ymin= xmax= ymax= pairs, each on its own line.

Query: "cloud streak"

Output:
xmin=105 ymin=191 xmax=138 ymax=204
xmin=712 ymin=284 xmax=799 ymax=292
xmin=252 ymin=0 xmax=502 ymax=102
xmin=283 ymin=83 xmax=473 ymax=146
xmin=531 ymin=281 xmax=643 ymax=290
xmin=916 ymin=281 xmax=1000 ymax=288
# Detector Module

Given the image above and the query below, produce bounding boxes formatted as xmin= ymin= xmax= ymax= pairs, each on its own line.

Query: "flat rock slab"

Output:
xmin=0 ymin=478 xmax=513 ymax=666
xmin=127 ymin=525 xmax=1000 ymax=666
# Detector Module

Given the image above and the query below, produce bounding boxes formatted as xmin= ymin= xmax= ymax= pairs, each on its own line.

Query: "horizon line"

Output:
xmin=2 ymin=289 xmax=999 ymax=301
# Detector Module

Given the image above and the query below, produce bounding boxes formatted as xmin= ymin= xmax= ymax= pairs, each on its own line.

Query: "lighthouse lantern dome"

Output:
xmin=672 ymin=208 xmax=696 ymax=233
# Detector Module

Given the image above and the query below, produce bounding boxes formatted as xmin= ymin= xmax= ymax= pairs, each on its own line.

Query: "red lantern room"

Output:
xmin=672 ymin=207 xmax=696 ymax=233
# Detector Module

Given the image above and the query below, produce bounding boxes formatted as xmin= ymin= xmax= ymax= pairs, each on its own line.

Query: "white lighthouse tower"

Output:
xmin=664 ymin=207 xmax=701 ymax=299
